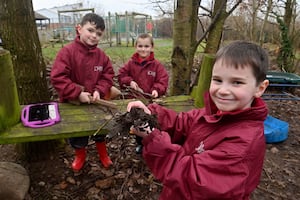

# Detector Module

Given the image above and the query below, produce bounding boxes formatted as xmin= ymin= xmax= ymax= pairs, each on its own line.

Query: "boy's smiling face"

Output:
xmin=209 ymin=59 xmax=268 ymax=112
xmin=77 ymin=21 xmax=103 ymax=47
xmin=135 ymin=38 xmax=153 ymax=59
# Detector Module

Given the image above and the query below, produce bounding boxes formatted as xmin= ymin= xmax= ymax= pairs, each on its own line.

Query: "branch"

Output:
xmin=195 ymin=0 xmax=243 ymax=49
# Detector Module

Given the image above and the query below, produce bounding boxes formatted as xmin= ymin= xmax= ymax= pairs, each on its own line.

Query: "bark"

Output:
xmin=284 ymin=0 xmax=293 ymax=27
xmin=170 ymin=0 xmax=199 ymax=95
xmin=204 ymin=0 xmax=228 ymax=54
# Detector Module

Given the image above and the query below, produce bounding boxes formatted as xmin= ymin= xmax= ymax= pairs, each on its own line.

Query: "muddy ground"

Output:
xmin=0 ymin=95 xmax=299 ymax=200
xmin=1 ymin=54 xmax=300 ymax=199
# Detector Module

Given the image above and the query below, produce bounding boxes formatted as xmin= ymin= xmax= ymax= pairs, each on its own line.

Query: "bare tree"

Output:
xmin=0 ymin=0 xmax=50 ymax=104
xmin=259 ymin=0 xmax=273 ymax=45
xmin=203 ymin=0 xmax=242 ymax=54
xmin=155 ymin=0 xmax=242 ymax=95
xmin=149 ymin=0 xmax=174 ymax=16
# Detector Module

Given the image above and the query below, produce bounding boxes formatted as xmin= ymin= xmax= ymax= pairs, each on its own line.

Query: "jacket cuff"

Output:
xmin=142 ymin=128 xmax=158 ymax=145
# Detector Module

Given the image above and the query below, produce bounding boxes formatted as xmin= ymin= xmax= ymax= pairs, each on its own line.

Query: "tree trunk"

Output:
xmin=204 ymin=0 xmax=228 ymax=54
xmin=283 ymin=0 xmax=293 ymax=27
xmin=250 ymin=0 xmax=258 ymax=42
xmin=259 ymin=0 xmax=273 ymax=46
xmin=0 ymin=0 xmax=50 ymax=104
xmin=276 ymin=0 xmax=295 ymax=72
xmin=171 ymin=0 xmax=199 ymax=95
xmin=0 ymin=0 xmax=59 ymax=161
xmin=197 ymin=0 xmax=243 ymax=105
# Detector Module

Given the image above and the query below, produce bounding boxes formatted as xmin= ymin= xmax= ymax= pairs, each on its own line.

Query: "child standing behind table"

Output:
xmin=118 ymin=33 xmax=169 ymax=154
xmin=51 ymin=13 xmax=120 ymax=172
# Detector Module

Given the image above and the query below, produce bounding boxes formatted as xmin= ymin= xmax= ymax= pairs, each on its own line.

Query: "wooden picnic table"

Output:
xmin=0 ymin=96 xmax=195 ymax=144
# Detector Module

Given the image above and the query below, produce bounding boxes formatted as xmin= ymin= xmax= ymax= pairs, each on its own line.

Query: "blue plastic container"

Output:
xmin=264 ymin=115 xmax=289 ymax=143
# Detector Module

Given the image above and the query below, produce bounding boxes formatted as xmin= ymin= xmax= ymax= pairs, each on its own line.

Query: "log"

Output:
xmin=0 ymin=49 xmax=21 ymax=131
xmin=193 ymin=54 xmax=215 ymax=108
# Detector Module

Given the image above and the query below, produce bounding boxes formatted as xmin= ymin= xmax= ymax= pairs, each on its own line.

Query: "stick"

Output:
xmin=89 ymin=96 xmax=118 ymax=109
xmin=94 ymin=99 xmax=118 ymax=109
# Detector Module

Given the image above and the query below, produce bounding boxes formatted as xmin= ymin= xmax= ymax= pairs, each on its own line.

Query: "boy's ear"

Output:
xmin=254 ymin=79 xmax=269 ymax=98
xmin=77 ymin=25 xmax=82 ymax=34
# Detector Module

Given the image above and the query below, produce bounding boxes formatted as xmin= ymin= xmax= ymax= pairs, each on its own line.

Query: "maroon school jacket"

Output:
xmin=118 ymin=52 xmax=169 ymax=97
xmin=51 ymin=36 xmax=114 ymax=102
xmin=142 ymin=94 xmax=268 ymax=200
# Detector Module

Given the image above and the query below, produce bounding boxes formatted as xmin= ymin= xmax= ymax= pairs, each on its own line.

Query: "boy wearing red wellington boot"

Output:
xmin=51 ymin=13 xmax=119 ymax=171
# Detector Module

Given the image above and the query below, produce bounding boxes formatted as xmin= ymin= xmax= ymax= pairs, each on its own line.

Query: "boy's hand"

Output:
xmin=130 ymin=122 xmax=153 ymax=138
xmin=130 ymin=81 xmax=143 ymax=93
xmin=127 ymin=101 xmax=151 ymax=114
xmin=79 ymin=92 xmax=92 ymax=103
xmin=151 ymin=90 xmax=158 ymax=98
xmin=91 ymin=90 xmax=101 ymax=102
xmin=130 ymin=81 xmax=139 ymax=90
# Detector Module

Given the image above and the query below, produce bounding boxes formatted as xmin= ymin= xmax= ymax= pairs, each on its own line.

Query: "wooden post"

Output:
xmin=0 ymin=49 xmax=21 ymax=131
xmin=108 ymin=12 xmax=112 ymax=47
xmin=193 ymin=54 xmax=215 ymax=108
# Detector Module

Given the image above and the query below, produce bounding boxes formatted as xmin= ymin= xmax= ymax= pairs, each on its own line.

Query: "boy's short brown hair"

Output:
xmin=80 ymin=13 xmax=105 ymax=31
xmin=215 ymin=41 xmax=269 ymax=85
xmin=135 ymin=33 xmax=154 ymax=46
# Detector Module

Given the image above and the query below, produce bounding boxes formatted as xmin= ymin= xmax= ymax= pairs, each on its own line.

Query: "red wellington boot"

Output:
xmin=71 ymin=148 xmax=86 ymax=172
xmin=96 ymin=142 xmax=113 ymax=168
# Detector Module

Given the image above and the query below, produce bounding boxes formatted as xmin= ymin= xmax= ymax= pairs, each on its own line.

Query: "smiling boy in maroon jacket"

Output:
xmin=118 ymin=33 xmax=169 ymax=154
xmin=128 ymin=41 xmax=270 ymax=200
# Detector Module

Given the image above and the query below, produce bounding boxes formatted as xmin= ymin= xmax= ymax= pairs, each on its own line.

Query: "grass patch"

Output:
xmin=100 ymin=38 xmax=173 ymax=64
xmin=41 ymin=38 xmax=174 ymax=64
xmin=41 ymin=44 xmax=63 ymax=62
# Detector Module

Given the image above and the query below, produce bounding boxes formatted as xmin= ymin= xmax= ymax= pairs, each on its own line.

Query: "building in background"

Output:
xmin=35 ymin=3 xmax=87 ymax=43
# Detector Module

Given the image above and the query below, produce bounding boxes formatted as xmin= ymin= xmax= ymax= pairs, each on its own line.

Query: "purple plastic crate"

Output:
xmin=264 ymin=115 xmax=289 ymax=143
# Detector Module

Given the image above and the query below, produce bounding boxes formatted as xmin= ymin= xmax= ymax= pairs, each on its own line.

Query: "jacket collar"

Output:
xmin=203 ymin=92 xmax=268 ymax=123
xmin=131 ymin=52 xmax=155 ymax=65
xmin=74 ymin=35 xmax=98 ymax=53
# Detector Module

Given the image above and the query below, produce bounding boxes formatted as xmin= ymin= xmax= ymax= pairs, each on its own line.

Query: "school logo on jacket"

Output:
xmin=195 ymin=141 xmax=205 ymax=154
xmin=94 ymin=66 xmax=103 ymax=72
xmin=147 ymin=71 xmax=156 ymax=77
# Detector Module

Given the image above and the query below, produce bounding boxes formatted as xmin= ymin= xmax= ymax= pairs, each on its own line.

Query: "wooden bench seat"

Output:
xmin=0 ymin=96 xmax=195 ymax=144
